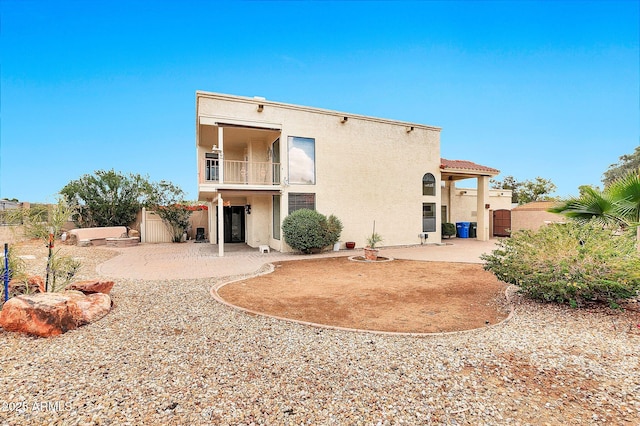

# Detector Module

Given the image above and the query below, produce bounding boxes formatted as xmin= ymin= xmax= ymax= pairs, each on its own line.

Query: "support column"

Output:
xmin=217 ymin=192 xmax=224 ymax=257
xmin=476 ymin=176 xmax=490 ymax=241
xmin=207 ymin=200 xmax=214 ymax=244
xmin=448 ymin=181 xmax=457 ymax=223
xmin=217 ymin=126 xmax=224 ymax=184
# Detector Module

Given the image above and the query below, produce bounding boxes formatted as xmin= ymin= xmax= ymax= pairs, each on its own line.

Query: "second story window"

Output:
xmin=288 ymin=136 xmax=316 ymax=185
xmin=205 ymin=152 xmax=219 ymax=181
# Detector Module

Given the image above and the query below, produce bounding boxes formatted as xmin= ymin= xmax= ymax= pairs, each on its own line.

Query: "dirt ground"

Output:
xmin=218 ymin=257 xmax=510 ymax=333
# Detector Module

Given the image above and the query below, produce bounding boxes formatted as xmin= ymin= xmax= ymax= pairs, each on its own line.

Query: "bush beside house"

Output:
xmin=282 ymin=209 xmax=343 ymax=254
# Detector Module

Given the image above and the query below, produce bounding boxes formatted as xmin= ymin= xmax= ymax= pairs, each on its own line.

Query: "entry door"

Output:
xmin=493 ymin=209 xmax=511 ymax=237
xmin=224 ymin=206 xmax=245 ymax=243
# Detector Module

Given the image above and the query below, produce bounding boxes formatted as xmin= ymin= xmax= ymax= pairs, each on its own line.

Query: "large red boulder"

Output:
xmin=66 ymin=280 xmax=115 ymax=295
xmin=0 ymin=293 xmax=83 ymax=337
xmin=0 ymin=291 xmax=112 ymax=337
xmin=64 ymin=291 xmax=112 ymax=324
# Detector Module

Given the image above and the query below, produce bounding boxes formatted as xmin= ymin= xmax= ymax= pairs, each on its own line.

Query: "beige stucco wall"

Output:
xmin=197 ymin=93 xmax=442 ymax=251
xmin=444 ymin=185 xmax=512 ymax=224
xmin=246 ymin=195 xmax=270 ymax=247
xmin=0 ymin=225 xmax=26 ymax=244
xmin=511 ymin=210 xmax=565 ymax=233
xmin=188 ymin=210 xmax=208 ymax=240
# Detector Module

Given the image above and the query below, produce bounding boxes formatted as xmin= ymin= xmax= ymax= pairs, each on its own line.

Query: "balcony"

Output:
xmin=202 ymin=158 xmax=280 ymax=186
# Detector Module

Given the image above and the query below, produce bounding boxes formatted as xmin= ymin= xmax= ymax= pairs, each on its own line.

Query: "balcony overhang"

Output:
xmin=198 ymin=184 xmax=282 ymax=201
xmin=199 ymin=116 xmax=282 ymax=131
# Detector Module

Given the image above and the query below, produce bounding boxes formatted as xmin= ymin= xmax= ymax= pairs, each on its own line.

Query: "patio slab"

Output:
xmin=96 ymin=238 xmax=500 ymax=280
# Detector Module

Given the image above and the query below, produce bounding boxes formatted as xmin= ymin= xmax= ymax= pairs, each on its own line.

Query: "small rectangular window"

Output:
xmin=288 ymin=193 xmax=315 ymax=214
xmin=272 ymin=195 xmax=281 ymax=240
xmin=205 ymin=153 xmax=219 ymax=181
xmin=423 ymin=203 xmax=436 ymax=232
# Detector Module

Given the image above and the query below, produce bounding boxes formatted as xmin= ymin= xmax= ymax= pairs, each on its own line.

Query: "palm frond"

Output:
xmin=548 ymin=187 xmax=620 ymax=226
xmin=607 ymin=168 xmax=640 ymax=225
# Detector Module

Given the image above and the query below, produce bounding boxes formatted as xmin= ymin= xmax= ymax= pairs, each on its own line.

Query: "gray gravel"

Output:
xmin=1 ymin=244 xmax=639 ymax=425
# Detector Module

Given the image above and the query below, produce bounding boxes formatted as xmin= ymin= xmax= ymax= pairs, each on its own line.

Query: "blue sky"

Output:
xmin=1 ymin=0 xmax=638 ymax=202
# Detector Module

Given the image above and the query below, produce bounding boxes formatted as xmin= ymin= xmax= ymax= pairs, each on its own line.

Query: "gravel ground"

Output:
xmin=0 ymin=242 xmax=639 ymax=425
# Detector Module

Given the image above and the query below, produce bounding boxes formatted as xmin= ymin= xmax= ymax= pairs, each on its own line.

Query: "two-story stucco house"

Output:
xmin=196 ymin=91 xmax=508 ymax=256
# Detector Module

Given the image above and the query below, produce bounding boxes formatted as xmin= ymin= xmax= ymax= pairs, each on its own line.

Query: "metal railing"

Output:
xmin=204 ymin=159 xmax=280 ymax=185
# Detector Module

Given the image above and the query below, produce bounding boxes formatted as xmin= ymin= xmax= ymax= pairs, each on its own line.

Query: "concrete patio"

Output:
xmin=96 ymin=238 xmax=501 ymax=280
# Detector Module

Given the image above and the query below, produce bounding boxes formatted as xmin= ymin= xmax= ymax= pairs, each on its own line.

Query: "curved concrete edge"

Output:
xmin=210 ymin=265 xmax=518 ymax=338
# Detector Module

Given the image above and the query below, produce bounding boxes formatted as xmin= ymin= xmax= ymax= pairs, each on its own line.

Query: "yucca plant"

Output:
xmin=47 ymin=250 xmax=81 ymax=293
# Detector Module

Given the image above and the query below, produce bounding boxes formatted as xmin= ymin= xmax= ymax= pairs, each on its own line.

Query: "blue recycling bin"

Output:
xmin=456 ymin=222 xmax=470 ymax=238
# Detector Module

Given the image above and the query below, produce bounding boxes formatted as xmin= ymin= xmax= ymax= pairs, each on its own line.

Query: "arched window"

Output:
xmin=422 ymin=173 xmax=436 ymax=196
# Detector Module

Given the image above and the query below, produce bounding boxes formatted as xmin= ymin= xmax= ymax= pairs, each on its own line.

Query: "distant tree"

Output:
xmin=518 ymin=177 xmax=558 ymax=204
xmin=147 ymin=181 xmax=193 ymax=242
xmin=60 ymin=169 xmax=193 ymax=242
xmin=490 ymin=175 xmax=519 ymax=203
xmin=578 ymin=184 xmax=600 ymax=196
xmin=491 ymin=175 xmax=557 ymax=205
xmin=603 ymin=146 xmax=640 ymax=187
xmin=60 ymin=170 xmax=154 ymax=227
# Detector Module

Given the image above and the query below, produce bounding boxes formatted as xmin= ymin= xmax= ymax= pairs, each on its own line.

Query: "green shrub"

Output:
xmin=442 ymin=222 xmax=456 ymax=238
xmin=282 ymin=209 xmax=342 ymax=253
xmin=326 ymin=214 xmax=343 ymax=247
xmin=481 ymin=222 xmax=640 ymax=307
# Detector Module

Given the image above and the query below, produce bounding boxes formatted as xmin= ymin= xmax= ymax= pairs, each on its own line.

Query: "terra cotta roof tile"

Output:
xmin=440 ymin=159 xmax=500 ymax=174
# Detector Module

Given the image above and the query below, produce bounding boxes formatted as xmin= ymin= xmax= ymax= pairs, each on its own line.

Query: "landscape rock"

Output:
xmin=0 ymin=291 xmax=112 ymax=337
xmin=64 ymin=290 xmax=112 ymax=324
xmin=8 ymin=275 xmax=45 ymax=295
xmin=65 ymin=233 xmax=78 ymax=245
xmin=0 ymin=292 xmax=83 ymax=337
xmin=66 ymin=279 xmax=115 ymax=295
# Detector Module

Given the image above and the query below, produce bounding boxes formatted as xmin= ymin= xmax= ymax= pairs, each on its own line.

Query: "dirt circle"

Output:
xmin=217 ymin=257 xmax=510 ymax=334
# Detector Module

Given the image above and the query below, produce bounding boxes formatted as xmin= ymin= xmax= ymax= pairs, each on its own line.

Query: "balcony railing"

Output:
xmin=203 ymin=158 xmax=280 ymax=185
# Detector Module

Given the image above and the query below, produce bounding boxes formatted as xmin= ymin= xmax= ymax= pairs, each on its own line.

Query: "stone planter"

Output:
xmin=363 ymin=247 xmax=379 ymax=261
xmin=105 ymin=237 xmax=139 ymax=248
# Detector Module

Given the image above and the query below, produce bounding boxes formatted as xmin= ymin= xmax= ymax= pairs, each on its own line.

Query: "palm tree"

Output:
xmin=549 ymin=169 xmax=640 ymax=247
xmin=548 ymin=186 xmax=619 ymax=227
xmin=607 ymin=170 xmax=640 ymax=225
